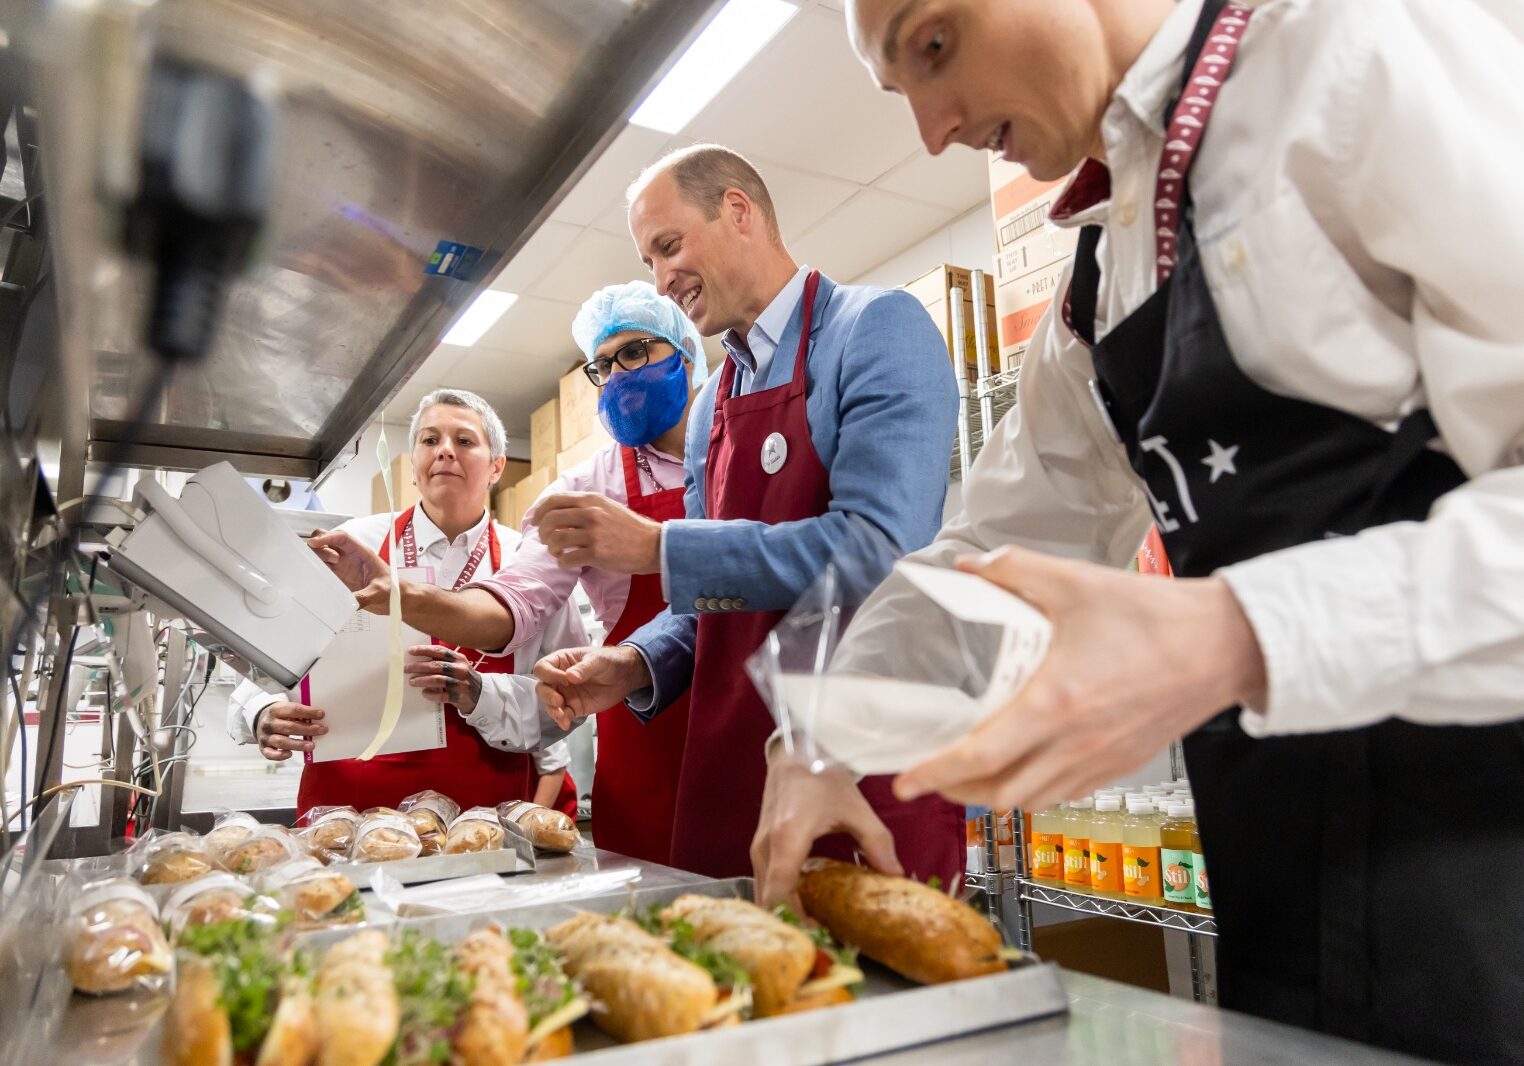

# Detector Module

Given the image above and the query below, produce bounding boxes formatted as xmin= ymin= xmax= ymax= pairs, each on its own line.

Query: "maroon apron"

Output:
xmin=669 ymin=270 xmax=965 ymax=885
xmin=296 ymin=507 xmax=536 ymax=813
xmin=589 ymin=446 xmax=692 ymax=864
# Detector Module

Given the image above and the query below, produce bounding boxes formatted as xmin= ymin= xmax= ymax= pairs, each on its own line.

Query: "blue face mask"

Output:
xmin=597 ymin=353 xmax=690 ymax=448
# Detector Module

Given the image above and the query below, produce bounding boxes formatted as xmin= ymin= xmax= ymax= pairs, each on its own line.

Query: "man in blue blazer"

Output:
xmin=531 ymin=144 xmax=962 ymax=882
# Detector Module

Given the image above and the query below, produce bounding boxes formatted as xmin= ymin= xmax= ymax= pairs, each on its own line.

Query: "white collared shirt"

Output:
xmin=842 ymin=0 xmax=1524 ymax=737
xmin=227 ymin=505 xmax=584 ymax=771
xmin=722 ymin=265 xmax=812 ymax=396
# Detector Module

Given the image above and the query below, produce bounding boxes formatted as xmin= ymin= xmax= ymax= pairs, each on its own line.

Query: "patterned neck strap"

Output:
xmin=1153 ymin=2 xmax=1254 ymax=285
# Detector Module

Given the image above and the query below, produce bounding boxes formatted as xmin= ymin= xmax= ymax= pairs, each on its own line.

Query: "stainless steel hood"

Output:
xmin=23 ymin=0 xmax=719 ymax=481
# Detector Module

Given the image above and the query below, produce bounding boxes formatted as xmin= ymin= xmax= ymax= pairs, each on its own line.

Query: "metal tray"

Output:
xmin=35 ymin=877 xmax=1068 ymax=1066
xmin=328 ymin=825 xmax=536 ymax=886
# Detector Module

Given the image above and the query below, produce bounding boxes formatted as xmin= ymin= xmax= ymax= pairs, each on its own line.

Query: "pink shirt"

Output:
xmin=469 ymin=442 xmax=686 ymax=651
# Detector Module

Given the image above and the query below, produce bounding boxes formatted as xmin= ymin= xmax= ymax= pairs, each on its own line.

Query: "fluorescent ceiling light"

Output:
xmin=442 ymin=290 xmax=518 ymax=346
xmin=631 ymin=0 xmax=798 ymax=135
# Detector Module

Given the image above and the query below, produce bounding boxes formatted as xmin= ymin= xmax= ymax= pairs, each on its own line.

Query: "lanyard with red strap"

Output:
xmin=396 ymin=508 xmax=495 ymax=590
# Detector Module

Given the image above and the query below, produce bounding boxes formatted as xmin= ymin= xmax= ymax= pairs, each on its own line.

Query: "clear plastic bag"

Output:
xmin=203 ymin=811 xmax=261 ymax=867
xmin=132 ymin=830 xmax=220 ymax=885
xmin=444 ymin=806 xmax=506 ymax=855
xmin=255 ymin=858 xmax=365 ymax=929
xmin=350 ymin=811 xmax=423 ymax=863
xmin=398 ymin=790 xmax=460 ymax=854
xmin=496 ymin=800 xmax=581 ymax=853
xmin=297 ymin=805 xmax=361 ymax=863
xmin=222 ymin=825 xmax=305 ymax=876
xmin=746 ymin=560 xmax=1051 ymax=776
xmin=161 ymin=873 xmax=271 ymax=939
xmin=65 ymin=878 xmax=174 ymax=995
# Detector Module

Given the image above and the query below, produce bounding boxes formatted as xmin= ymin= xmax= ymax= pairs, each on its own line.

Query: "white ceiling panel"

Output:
xmin=548 ymin=124 xmax=670 ymax=227
xmin=757 ymin=160 xmax=861 ymax=242
xmin=792 ymin=188 xmax=956 ymax=282
xmin=592 ymin=200 xmax=633 ymax=237
xmin=683 ymin=7 xmax=922 ymax=186
xmin=472 ymin=293 xmax=583 ymax=363
xmin=488 ymin=220 xmax=582 ymax=294
xmin=526 ymin=228 xmax=647 ymax=303
xmin=875 ymin=148 xmax=992 ymax=212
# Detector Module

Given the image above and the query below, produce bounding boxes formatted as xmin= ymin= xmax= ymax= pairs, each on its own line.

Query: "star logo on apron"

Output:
xmin=1202 ymin=439 xmax=1239 ymax=483
xmin=761 ymin=432 xmax=788 ymax=475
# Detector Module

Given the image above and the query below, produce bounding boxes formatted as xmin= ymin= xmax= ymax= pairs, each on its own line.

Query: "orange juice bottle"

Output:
xmin=1030 ymin=803 xmax=1065 ymax=883
xmin=1160 ymin=802 xmax=1198 ymax=910
xmin=1088 ymin=795 xmax=1125 ymax=898
xmin=1061 ymin=798 xmax=1094 ymax=889
xmin=1122 ymin=797 xmax=1164 ymax=902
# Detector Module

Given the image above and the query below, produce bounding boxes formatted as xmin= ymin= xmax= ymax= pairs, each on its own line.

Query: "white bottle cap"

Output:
xmin=1127 ymin=797 xmax=1156 ymax=814
xmin=1164 ymin=802 xmax=1195 ymax=819
xmin=1095 ymin=796 xmax=1122 ymax=812
xmin=1068 ymin=797 xmax=1094 ymax=810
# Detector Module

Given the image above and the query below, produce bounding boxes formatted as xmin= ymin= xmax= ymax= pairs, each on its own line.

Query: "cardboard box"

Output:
xmin=495 ymin=459 xmax=531 ymax=497
xmin=902 ymin=264 xmax=1000 ymax=377
xmin=558 ymin=366 xmax=599 ymax=450
xmin=492 ymin=484 xmax=518 ymax=529
xmin=555 ymin=423 xmax=614 ymax=477
xmin=987 ymin=156 xmax=1081 ymax=367
xmin=530 ymin=400 xmax=561 ymax=473
xmin=511 ymin=468 xmax=555 ymax=529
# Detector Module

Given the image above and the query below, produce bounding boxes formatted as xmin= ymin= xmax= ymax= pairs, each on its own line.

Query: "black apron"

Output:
xmin=1067 ymin=3 xmax=1524 ymax=1061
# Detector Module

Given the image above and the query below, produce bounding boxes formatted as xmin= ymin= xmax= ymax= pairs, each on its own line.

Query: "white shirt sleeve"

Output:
xmin=533 ymin=740 xmax=571 ymax=774
xmin=227 ymin=678 xmax=284 ymax=745
xmin=834 ymin=302 xmax=1151 ymax=679
xmin=1221 ymin=1 xmax=1524 ymax=735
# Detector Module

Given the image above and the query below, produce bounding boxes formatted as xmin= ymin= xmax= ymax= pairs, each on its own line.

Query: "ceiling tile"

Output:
xmin=548 ymin=124 xmax=670 ymax=228
xmin=487 ymin=220 xmax=582 ymax=294
xmin=472 ymin=293 xmax=584 ymax=364
xmin=759 ymin=161 xmax=861 ymax=243
xmin=682 ymin=7 xmax=923 ymax=186
xmin=525 ymin=228 xmax=646 ymax=304
xmin=791 ymin=189 xmax=956 ymax=282
xmin=874 ymin=148 xmax=992 ymax=212
xmin=591 ymin=200 xmax=632 ymax=237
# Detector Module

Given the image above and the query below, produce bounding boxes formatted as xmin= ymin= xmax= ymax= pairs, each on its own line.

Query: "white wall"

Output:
xmin=850 ymin=204 xmax=997 ymax=289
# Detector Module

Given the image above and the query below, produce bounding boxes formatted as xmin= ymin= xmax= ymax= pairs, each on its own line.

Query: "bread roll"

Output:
xmin=445 ymin=807 xmax=505 ymax=855
xmin=496 ymin=800 xmax=580 ymax=853
xmin=661 ymin=895 xmax=815 ymax=1017
xmin=349 ymin=812 xmax=422 ymax=863
xmin=546 ymin=913 xmax=717 ymax=1042
xmin=67 ymin=880 xmax=173 ymax=995
xmin=797 ymin=859 xmax=1004 ymax=984
xmin=163 ymin=955 xmax=233 ymax=1065
xmin=315 ymin=931 xmax=398 ymax=1066
xmin=451 ymin=929 xmax=529 ymax=1065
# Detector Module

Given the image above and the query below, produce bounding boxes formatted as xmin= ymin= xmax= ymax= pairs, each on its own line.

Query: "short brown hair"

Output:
xmin=628 ymin=143 xmax=781 ymax=240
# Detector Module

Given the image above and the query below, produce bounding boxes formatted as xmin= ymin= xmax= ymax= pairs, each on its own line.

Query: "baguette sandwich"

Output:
xmin=654 ymin=896 xmax=861 ymax=1018
xmin=797 ymin=859 xmax=1005 ymax=985
xmin=495 ymin=801 xmax=580 ymax=853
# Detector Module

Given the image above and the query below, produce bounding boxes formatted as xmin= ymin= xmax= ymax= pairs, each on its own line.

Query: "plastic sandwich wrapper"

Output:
xmin=747 ymin=560 xmax=1052 ymax=776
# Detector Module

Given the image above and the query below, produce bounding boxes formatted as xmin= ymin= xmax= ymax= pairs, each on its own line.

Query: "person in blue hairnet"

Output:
xmin=311 ymin=280 xmax=706 ymax=865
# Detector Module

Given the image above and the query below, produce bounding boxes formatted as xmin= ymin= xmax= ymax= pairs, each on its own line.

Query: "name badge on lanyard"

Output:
xmin=399 ymin=515 xmax=493 ymax=591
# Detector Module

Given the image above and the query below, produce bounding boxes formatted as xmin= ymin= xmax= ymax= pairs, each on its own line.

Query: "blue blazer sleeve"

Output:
xmin=663 ymin=288 xmax=957 ymax=613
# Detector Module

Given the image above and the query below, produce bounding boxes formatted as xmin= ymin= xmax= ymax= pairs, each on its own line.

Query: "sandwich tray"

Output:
xmin=326 ymin=822 xmax=537 ymax=886
xmin=33 ymin=876 xmax=1068 ymax=1065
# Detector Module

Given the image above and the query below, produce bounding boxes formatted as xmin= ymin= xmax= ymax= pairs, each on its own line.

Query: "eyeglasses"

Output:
xmin=584 ymin=337 xmax=672 ymax=387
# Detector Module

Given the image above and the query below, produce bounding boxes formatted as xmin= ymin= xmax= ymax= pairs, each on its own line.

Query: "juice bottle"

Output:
xmin=995 ymin=809 xmax=1017 ymax=872
xmin=1029 ymin=803 xmax=1065 ymax=883
xmin=1192 ymin=818 xmax=1213 ymax=912
xmin=1061 ymin=798 xmax=1094 ymax=889
xmin=1160 ymin=802 xmax=1198 ymax=910
xmin=1088 ymin=796 xmax=1126 ymax=898
xmin=1122 ymin=797 xmax=1164 ymax=902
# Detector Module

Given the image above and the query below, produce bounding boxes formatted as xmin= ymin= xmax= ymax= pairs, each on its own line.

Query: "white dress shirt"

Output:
xmin=227 ymin=505 xmax=585 ymax=769
xmin=842 ymin=0 xmax=1524 ymax=737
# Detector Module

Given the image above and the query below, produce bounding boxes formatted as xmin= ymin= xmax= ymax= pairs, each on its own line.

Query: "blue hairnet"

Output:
xmin=572 ymin=280 xmax=709 ymax=388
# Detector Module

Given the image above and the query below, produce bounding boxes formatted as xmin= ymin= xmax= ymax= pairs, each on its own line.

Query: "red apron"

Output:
xmin=588 ymin=446 xmax=691 ymax=864
xmin=669 ymin=271 xmax=965 ymax=885
xmin=296 ymin=507 xmax=536 ymax=814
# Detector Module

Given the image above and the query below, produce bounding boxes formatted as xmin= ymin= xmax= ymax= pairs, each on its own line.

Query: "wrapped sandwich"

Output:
xmin=297 ymin=805 xmax=361 ymax=864
xmin=204 ymin=811 xmax=261 ymax=867
xmin=136 ymin=831 xmax=219 ymax=885
xmin=444 ymin=807 xmax=506 ymax=855
xmin=349 ymin=810 xmax=423 ymax=864
xmin=496 ymin=800 xmax=580 ymax=854
xmin=162 ymin=873 xmax=267 ymax=940
xmin=255 ymin=858 xmax=364 ymax=930
xmin=67 ymin=878 xmax=174 ymax=995
xmin=547 ymin=912 xmax=726 ymax=1042
xmin=224 ymin=825 xmax=305 ymax=876
xmin=163 ymin=913 xmax=315 ymax=1066
xmin=797 ymin=858 xmax=1006 ymax=984
xmin=397 ymin=790 xmax=459 ymax=855
xmin=654 ymin=895 xmax=862 ymax=1017
xmin=503 ymin=927 xmax=589 ymax=1059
